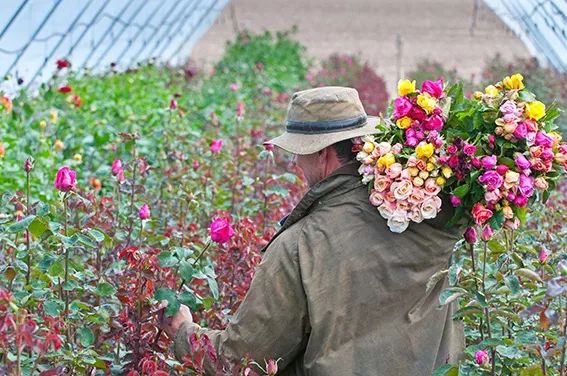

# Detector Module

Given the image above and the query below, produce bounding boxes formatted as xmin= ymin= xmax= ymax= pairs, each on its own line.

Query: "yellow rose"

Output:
xmin=413 ymin=176 xmax=424 ymax=187
xmin=396 ymin=116 xmax=412 ymax=129
xmin=441 ymin=166 xmax=453 ymax=179
xmin=484 ymin=85 xmax=500 ymax=97
xmin=408 ymin=167 xmax=419 ymax=177
xmin=525 ymin=100 xmax=546 ymax=121
xmin=73 ymin=153 xmax=82 ymax=162
xmin=50 ymin=109 xmax=58 ymax=123
xmin=416 ymin=92 xmax=436 ymax=114
xmin=362 ymin=142 xmax=375 ymax=154
xmin=54 ymin=139 xmax=65 ymax=152
xmin=39 ymin=120 xmax=47 ymax=129
xmin=377 ymin=153 xmax=396 ymax=168
xmin=435 ymin=176 xmax=446 ymax=186
xmin=398 ymin=79 xmax=416 ymax=96
xmin=426 ymin=162 xmax=435 ymax=172
xmin=415 ymin=143 xmax=435 ymax=159
xmin=502 ymin=73 xmax=525 ymax=90
xmin=473 ymin=91 xmax=483 ymax=100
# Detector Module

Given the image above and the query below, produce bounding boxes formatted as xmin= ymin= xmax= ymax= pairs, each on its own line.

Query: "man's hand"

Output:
xmin=158 ymin=301 xmax=194 ymax=339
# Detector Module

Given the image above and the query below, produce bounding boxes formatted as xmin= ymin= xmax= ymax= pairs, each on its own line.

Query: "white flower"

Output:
xmin=421 ymin=196 xmax=442 ymax=219
xmin=387 ymin=210 xmax=410 ymax=233
xmin=378 ymin=204 xmax=395 ymax=220
xmin=391 ymin=180 xmax=413 ymax=200
xmin=409 ymin=206 xmax=424 ymax=223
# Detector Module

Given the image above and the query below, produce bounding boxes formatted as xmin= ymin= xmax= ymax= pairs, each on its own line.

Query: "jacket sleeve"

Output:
xmin=173 ymin=227 xmax=309 ymax=373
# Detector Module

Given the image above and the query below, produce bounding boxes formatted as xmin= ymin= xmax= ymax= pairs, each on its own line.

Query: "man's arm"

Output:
xmin=172 ymin=229 xmax=309 ymax=373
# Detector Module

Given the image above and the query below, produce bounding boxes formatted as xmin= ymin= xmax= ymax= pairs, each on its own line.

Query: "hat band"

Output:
xmin=286 ymin=114 xmax=367 ymax=134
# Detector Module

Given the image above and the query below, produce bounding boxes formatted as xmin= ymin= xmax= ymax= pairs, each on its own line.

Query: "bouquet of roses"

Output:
xmin=357 ymin=74 xmax=567 ymax=238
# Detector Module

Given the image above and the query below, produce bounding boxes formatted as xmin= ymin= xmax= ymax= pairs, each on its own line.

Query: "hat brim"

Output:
xmin=265 ymin=116 xmax=381 ymax=155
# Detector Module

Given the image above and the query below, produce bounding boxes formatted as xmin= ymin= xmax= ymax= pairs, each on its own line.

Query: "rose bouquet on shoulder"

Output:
xmin=356 ymin=74 xmax=567 ymax=238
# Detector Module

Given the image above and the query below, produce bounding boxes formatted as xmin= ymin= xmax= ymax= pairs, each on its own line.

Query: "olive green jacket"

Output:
xmin=174 ymin=162 xmax=465 ymax=375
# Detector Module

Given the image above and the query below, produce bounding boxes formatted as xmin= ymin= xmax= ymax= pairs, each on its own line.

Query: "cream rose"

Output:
xmin=409 ymin=206 xmax=424 ymax=223
xmin=504 ymin=170 xmax=520 ymax=189
xmin=424 ymin=178 xmax=441 ymax=196
xmin=378 ymin=203 xmax=395 ymax=220
xmin=391 ymin=179 xmax=413 ymax=200
xmin=374 ymin=175 xmax=391 ymax=192
xmin=421 ymin=196 xmax=442 ymax=219
xmin=387 ymin=210 xmax=410 ymax=233
xmin=369 ymin=190 xmax=385 ymax=207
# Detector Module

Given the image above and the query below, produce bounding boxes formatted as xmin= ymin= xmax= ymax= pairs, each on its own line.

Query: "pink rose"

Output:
xmin=424 ymin=178 xmax=441 ymax=196
xmin=138 ymin=204 xmax=150 ymax=220
xmin=463 ymin=143 xmax=477 ymax=156
xmin=386 ymin=163 xmax=403 ymax=179
xmin=369 ymin=190 xmax=385 ymax=206
xmin=471 ymin=157 xmax=482 ymax=169
xmin=475 ymin=350 xmax=490 ymax=366
xmin=236 ymin=101 xmax=245 ymax=118
xmin=111 ymin=159 xmax=123 ymax=176
xmin=374 ymin=175 xmax=391 ymax=192
xmin=471 ymin=203 xmax=493 ymax=225
xmin=423 ymin=114 xmax=444 ymax=131
xmin=464 ymin=227 xmax=477 ymax=244
xmin=499 ymin=100 xmax=517 ymax=115
xmin=538 ymin=248 xmax=548 ymax=264
xmin=229 ymin=83 xmax=238 ymax=91
xmin=209 ymin=217 xmax=235 ymax=244
xmin=393 ymin=96 xmax=412 ymax=118
xmin=481 ymin=225 xmax=493 ymax=241
xmin=481 ymin=155 xmax=497 ymax=170
xmin=535 ymin=131 xmax=554 ymax=147
xmin=266 ymin=359 xmax=278 ymax=375
xmin=541 ymin=148 xmax=554 ymax=160
xmin=54 ymin=166 xmax=77 ymax=192
xmin=488 ymin=134 xmax=496 ymax=148
xmin=405 ymin=137 xmax=418 ymax=147
xmin=479 ymin=170 xmax=504 ymax=192
xmin=420 ymin=196 xmax=441 ymax=219
xmin=409 ymin=206 xmax=424 ymax=223
xmin=504 ymin=218 xmax=520 ymax=230
xmin=169 ymin=99 xmax=177 ymax=110
xmin=421 ymin=79 xmax=444 ymax=98
xmin=391 ymin=180 xmax=413 ymax=200
xmin=210 ymin=139 xmax=224 ymax=153
xmin=447 ymin=144 xmax=458 ymax=155
xmin=396 ymin=200 xmax=411 ymax=212
xmin=392 ymin=143 xmax=403 ymax=154
xmin=484 ymin=190 xmax=502 ymax=203
xmin=514 ymin=195 xmax=528 ymax=207
xmin=192 ymin=160 xmax=200 ymax=171
xmin=408 ymin=188 xmax=426 ymax=205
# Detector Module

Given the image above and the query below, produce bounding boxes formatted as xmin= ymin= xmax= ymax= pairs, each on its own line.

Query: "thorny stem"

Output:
xmin=25 ymin=170 xmax=31 ymax=286
xmin=64 ymin=198 xmax=69 ymax=313
xmin=482 ymin=241 xmax=496 ymax=375
xmin=469 ymin=242 xmax=484 ymax=340
xmin=126 ymin=146 xmax=138 ymax=246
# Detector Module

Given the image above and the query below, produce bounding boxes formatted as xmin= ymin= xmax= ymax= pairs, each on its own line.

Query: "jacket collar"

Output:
xmin=264 ymin=161 xmax=362 ymax=251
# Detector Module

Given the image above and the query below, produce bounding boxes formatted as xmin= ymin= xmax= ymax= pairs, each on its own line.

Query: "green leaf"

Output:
xmin=505 ymin=275 xmax=521 ymax=295
xmin=207 ymin=276 xmax=219 ymax=300
xmin=7 ymin=215 xmax=36 ymax=233
xmin=47 ymin=259 xmax=64 ymax=277
xmin=155 ymin=288 xmax=180 ymax=317
xmin=95 ymin=282 xmax=116 ymax=297
xmin=452 ymin=184 xmax=469 ymax=198
xmin=487 ymin=239 xmax=506 ymax=254
xmin=76 ymin=233 xmax=97 ymax=248
xmin=77 ymin=326 xmax=95 ymax=347
xmin=496 ymin=345 xmax=526 ymax=359
xmin=29 ymin=216 xmax=49 ymax=238
xmin=513 ymin=206 xmax=528 ymax=225
xmin=432 ymin=364 xmax=458 ymax=376
xmin=178 ymin=261 xmax=194 ymax=281
xmin=514 ymin=268 xmax=542 ymax=283
xmin=44 ymin=299 xmax=62 ymax=316
xmin=438 ymin=287 xmax=468 ymax=306
xmin=518 ymin=90 xmax=536 ymax=102
xmin=158 ymin=251 xmax=178 ymax=268
xmin=488 ymin=210 xmax=504 ymax=230
xmin=87 ymin=228 xmax=105 ymax=242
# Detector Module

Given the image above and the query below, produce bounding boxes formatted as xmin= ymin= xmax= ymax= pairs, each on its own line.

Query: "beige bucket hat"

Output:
xmin=265 ymin=86 xmax=380 ymax=155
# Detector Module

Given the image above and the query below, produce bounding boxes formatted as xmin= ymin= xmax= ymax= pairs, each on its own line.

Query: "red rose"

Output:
xmin=471 ymin=203 xmax=493 ymax=225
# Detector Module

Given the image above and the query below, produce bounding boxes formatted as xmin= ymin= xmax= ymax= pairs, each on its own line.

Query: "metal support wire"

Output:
xmin=0 ymin=0 xmax=30 ymax=40
xmin=501 ymin=0 xmax=566 ymax=71
xmin=113 ymin=0 xmax=167 ymax=64
xmin=3 ymin=0 xmax=64 ymax=79
xmin=156 ymin=0 xmax=202 ymax=59
xmin=126 ymin=0 xmax=189 ymax=67
xmin=25 ymin=1 xmax=93 ymax=89
xmin=90 ymin=0 xmax=149 ymax=69
xmin=527 ymin=0 xmax=567 ymax=48
xmin=166 ymin=0 xmax=220 ymax=62
xmin=78 ymin=0 xmax=134 ymax=71
xmin=66 ymin=0 xmax=112 ymax=57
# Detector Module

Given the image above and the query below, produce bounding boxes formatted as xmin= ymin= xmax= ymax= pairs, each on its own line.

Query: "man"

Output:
xmin=161 ymin=86 xmax=465 ymax=375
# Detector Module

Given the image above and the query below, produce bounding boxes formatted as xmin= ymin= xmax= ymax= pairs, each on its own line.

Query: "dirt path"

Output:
xmin=190 ymin=0 xmax=530 ymax=94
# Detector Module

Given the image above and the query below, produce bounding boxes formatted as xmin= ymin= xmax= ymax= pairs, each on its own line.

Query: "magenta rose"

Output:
xmin=54 ymin=166 xmax=77 ymax=192
xmin=464 ymin=227 xmax=477 ymax=244
xmin=514 ymin=195 xmax=528 ymax=207
xmin=514 ymin=153 xmax=531 ymax=170
xmin=210 ymin=139 xmax=224 ymax=153
xmin=518 ymin=174 xmax=535 ymax=197
xmin=481 ymin=155 xmax=497 ymax=170
xmin=541 ymin=147 xmax=554 ymax=160
xmin=447 ymin=144 xmax=458 ymax=154
xmin=421 ymin=79 xmax=444 ymax=98
xmin=111 ymin=159 xmax=123 ymax=176
xmin=393 ymin=96 xmax=412 ymax=118
xmin=138 ymin=204 xmax=150 ymax=220
xmin=478 ymin=170 xmax=504 ymax=192
xmin=423 ymin=114 xmax=444 ymax=131
xmin=450 ymin=195 xmax=461 ymax=207
xmin=513 ymin=121 xmax=528 ymax=139
xmin=463 ymin=143 xmax=477 ymax=156
xmin=535 ymin=131 xmax=554 ymax=147
xmin=409 ymin=106 xmax=427 ymax=122
xmin=210 ymin=217 xmax=235 ymax=244
xmin=475 ymin=350 xmax=490 ymax=366
xmin=481 ymin=225 xmax=494 ymax=241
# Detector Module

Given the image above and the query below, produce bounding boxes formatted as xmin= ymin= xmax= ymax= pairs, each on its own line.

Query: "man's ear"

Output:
xmin=317 ymin=147 xmax=329 ymax=166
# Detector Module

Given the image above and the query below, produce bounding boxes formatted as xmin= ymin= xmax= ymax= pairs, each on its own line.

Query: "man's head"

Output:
xmin=265 ymin=86 xmax=378 ymax=186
